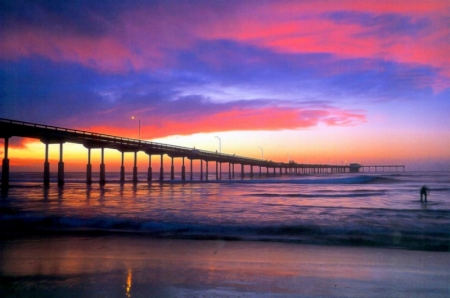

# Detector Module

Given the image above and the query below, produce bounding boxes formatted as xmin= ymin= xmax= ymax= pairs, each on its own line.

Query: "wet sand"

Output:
xmin=1 ymin=235 xmax=449 ymax=297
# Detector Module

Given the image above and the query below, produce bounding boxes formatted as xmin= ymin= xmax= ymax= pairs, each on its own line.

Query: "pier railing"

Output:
xmin=0 ymin=118 xmax=405 ymax=187
xmin=0 ymin=118 xmax=272 ymax=166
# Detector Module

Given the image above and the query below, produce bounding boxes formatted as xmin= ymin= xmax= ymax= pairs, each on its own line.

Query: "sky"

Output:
xmin=0 ymin=0 xmax=449 ymax=171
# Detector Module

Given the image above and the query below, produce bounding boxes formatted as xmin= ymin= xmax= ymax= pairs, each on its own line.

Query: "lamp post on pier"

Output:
xmin=258 ymin=147 xmax=264 ymax=160
xmin=131 ymin=116 xmax=140 ymax=139
xmin=215 ymin=136 xmax=221 ymax=153
xmin=215 ymin=136 xmax=222 ymax=179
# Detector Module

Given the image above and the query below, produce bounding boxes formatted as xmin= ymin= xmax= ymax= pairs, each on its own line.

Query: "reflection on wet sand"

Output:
xmin=126 ymin=268 xmax=132 ymax=297
xmin=1 ymin=236 xmax=449 ymax=297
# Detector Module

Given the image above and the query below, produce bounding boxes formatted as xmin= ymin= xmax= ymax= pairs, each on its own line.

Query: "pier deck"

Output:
xmin=0 ymin=118 xmax=405 ymax=187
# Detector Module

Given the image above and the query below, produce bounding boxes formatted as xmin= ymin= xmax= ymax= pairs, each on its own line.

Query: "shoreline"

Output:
xmin=1 ymin=221 xmax=449 ymax=252
xmin=1 ymin=234 xmax=449 ymax=297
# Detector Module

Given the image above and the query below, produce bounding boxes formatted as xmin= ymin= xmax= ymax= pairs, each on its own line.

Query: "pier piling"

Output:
xmin=120 ymin=152 xmax=125 ymax=182
xmin=133 ymin=152 xmax=138 ymax=183
xmin=159 ymin=154 xmax=164 ymax=181
xmin=147 ymin=154 xmax=152 ymax=181
xmin=86 ymin=148 xmax=92 ymax=184
xmin=1 ymin=137 xmax=10 ymax=188
xmin=182 ymin=157 xmax=186 ymax=181
xmin=57 ymin=143 xmax=64 ymax=186
xmin=100 ymin=148 xmax=106 ymax=185
xmin=43 ymin=142 xmax=50 ymax=187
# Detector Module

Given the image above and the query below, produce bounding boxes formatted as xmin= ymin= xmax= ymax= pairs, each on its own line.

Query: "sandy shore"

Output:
xmin=0 ymin=235 xmax=449 ymax=297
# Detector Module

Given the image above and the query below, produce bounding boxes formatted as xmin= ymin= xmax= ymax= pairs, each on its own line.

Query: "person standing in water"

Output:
xmin=420 ymin=185 xmax=430 ymax=202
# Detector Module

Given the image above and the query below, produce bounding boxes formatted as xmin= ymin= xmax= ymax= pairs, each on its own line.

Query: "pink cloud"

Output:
xmin=0 ymin=27 xmax=161 ymax=72
xmin=86 ymin=106 xmax=366 ymax=139
xmin=197 ymin=1 xmax=449 ymax=81
xmin=0 ymin=137 xmax=38 ymax=151
xmin=1 ymin=0 xmax=448 ymax=89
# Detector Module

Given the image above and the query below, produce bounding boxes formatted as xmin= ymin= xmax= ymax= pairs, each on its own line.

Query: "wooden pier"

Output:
xmin=0 ymin=118 xmax=404 ymax=187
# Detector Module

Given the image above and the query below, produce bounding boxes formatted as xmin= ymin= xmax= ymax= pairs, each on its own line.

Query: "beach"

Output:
xmin=1 ymin=234 xmax=449 ymax=297
xmin=1 ymin=171 xmax=449 ymax=296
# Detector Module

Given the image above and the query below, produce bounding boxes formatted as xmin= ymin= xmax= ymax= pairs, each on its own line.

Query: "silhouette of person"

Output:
xmin=420 ymin=185 xmax=429 ymax=202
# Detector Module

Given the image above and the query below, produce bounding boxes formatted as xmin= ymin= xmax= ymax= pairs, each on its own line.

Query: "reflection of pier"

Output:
xmin=1 ymin=118 xmax=404 ymax=188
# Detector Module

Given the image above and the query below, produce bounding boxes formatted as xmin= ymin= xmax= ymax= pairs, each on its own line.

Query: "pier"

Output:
xmin=0 ymin=118 xmax=404 ymax=188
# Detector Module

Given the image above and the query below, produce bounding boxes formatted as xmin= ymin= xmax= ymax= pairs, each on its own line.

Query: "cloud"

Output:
xmin=87 ymin=105 xmax=366 ymax=140
xmin=0 ymin=55 xmax=368 ymax=140
xmin=0 ymin=0 xmax=448 ymax=92
xmin=0 ymin=137 xmax=37 ymax=151
xmin=0 ymin=0 xmax=447 ymax=144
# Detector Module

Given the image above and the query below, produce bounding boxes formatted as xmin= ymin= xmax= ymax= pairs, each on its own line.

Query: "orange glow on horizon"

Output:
xmin=1 ymin=125 xmax=449 ymax=172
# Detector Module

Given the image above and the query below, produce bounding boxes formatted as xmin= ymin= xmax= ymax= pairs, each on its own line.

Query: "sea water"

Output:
xmin=1 ymin=171 xmax=449 ymax=250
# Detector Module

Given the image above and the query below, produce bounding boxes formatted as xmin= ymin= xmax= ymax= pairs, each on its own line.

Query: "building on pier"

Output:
xmin=349 ymin=163 xmax=362 ymax=173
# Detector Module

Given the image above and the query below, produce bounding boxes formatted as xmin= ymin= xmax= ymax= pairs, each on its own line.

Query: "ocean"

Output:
xmin=1 ymin=171 xmax=449 ymax=251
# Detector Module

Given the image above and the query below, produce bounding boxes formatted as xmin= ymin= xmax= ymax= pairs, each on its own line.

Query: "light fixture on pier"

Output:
xmin=215 ymin=136 xmax=221 ymax=153
xmin=258 ymin=147 xmax=264 ymax=160
xmin=131 ymin=116 xmax=140 ymax=140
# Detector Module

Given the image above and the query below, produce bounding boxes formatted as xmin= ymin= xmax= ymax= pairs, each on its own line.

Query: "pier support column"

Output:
xmin=259 ymin=166 xmax=262 ymax=177
xmin=250 ymin=166 xmax=253 ymax=179
xmin=219 ymin=163 xmax=222 ymax=180
xmin=206 ymin=161 xmax=210 ymax=180
xmin=190 ymin=159 xmax=193 ymax=180
xmin=133 ymin=152 xmax=138 ymax=183
xmin=43 ymin=142 xmax=50 ymax=187
xmin=232 ymin=163 xmax=235 ymax=179
xmin=100 ymin=148 xmax=106 ymax=185
xmin=200 ymin=160 xmax=203 ymax=181
xmin=216 ymin=161 xmax=219 ymax=180
xmin=120 ymin=152 xmax=125 ymax=183
xmin=181 ymin=157 xmax=186 ymax=181
xmin=159 ymin=154 xmax=164 ymax=181
xmin=147 ymin=155 xmax=152 ymax=182
xmin=171 ymin=157 xmax=174 ymax=180
xmin=86 ymin=148 xmax=92 ymax=184
xmin=241 ymin=164 xmax=244 ymax=179
xmin=2 ymin=137 xmax=10 ymax=188
xmin=57 ymin=143 xmax=64 ymax=186
xmin=229 ymin=163 xmax=232 ymax=180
